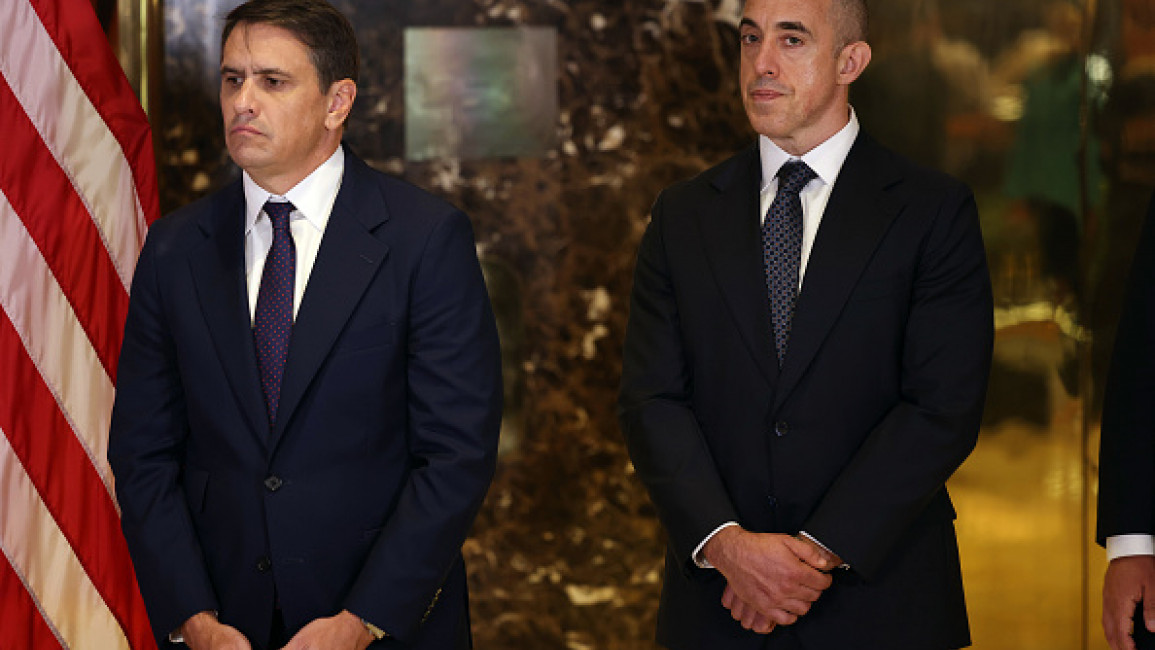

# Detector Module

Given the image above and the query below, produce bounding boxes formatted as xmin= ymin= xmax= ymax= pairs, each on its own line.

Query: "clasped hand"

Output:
xmin=703 ymin=527 xmax=839 ymax=635
xmin=182 ymin=609 xmax=374 ymax=650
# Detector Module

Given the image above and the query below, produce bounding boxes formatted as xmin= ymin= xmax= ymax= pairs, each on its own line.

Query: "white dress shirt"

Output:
xmin=758 ymin=110 xmax=860 ymax=288
xmin=1107 ymin=534 xmax=1155 ymax=560
xmin=693 ymin=112 xmax=861 ymax=569
xmin=243 ymin=145 xmax=344 ymax=323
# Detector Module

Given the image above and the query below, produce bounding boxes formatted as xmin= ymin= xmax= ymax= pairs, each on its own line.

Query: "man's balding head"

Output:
xmin=741 ymin=0 xmax=867 ymax=49
xmin=832 ymin=0 xmax=868 ymax=48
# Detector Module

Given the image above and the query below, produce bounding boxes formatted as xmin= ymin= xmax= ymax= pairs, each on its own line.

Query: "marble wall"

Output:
xmin=155 ymin=0 xmax=1155 ymax=648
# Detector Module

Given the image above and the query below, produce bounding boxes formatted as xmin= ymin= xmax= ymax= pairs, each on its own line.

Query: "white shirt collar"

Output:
xmin=758 ymin=109 xmax=860 ymax=193
xmin=243 ymin=144 xmax=345 ymax=234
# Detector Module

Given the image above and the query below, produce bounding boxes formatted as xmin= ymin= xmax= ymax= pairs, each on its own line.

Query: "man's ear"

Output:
xmin=836 ymin=41 xmax=872 ymax=85
xmin=324 ymin=79 xmax=357 ymax=130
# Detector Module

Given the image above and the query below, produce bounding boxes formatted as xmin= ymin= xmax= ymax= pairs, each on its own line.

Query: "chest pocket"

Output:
xmin=332 ymin=319 xmax=399 ymax=357
xmin=850 ymin=272 xmax=908 ymax=302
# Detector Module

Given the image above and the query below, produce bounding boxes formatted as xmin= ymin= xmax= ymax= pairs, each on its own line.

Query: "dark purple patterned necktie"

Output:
xmin=254 ymin=200 xmax=296 ymax=429
xmin=762 ymin=161 xmax=816 ymax=367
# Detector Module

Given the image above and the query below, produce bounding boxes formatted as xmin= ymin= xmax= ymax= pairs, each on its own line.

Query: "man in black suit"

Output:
xmin=108 ymin=1 xmax=502 ymax=648
xmin=1099 ymin=191 xmax=1155 ymax=650
xmin=618 ymin=0 xmax=993 ymax=648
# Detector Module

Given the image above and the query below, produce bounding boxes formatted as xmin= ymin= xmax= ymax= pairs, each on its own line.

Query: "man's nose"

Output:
xmin=232 ymin=79 xmax=256 ymax=114
xmin=754 ymin=46 xmax=779 ymax=77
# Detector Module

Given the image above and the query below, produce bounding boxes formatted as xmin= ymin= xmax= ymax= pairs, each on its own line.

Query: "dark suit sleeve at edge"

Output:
xmin=618 ymin=191 xmax=741 ymax=572
xmin=1098 ymin=192 xmax=1155 ymax=544
xmin=801 ymin=185 xmax=993 ymax=580
xmin=108 ymin=226 xmax=219 ymax=645
xmin=342 ymin=208 xmax=502 ymax=642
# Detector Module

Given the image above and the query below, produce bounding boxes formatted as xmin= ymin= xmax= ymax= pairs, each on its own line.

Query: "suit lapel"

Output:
xmin=187 ymin=182 xmax=269 ymax=440
xmin=270 ymin=153 xmax=390 ymax=450
xmin=699 ymin=146 xmax=780 ymax=388
xmin=773 ymin=133 xmax=903 ymax=409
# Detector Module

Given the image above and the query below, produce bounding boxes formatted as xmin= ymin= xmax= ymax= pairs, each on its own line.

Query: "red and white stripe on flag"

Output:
xmin=0 ymin=0 xmax=160 ymax=648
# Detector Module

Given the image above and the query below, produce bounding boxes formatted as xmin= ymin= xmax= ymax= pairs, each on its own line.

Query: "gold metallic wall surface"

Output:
xmin=856 ymin=1 xmax=1154 ymax=647
xmin=144 ymin=0 xmax=1155 ymax=647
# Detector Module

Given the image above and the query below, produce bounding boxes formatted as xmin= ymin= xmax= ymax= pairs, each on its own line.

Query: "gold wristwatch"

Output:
xmin=361 ymin=617 xmax=387 ymax=641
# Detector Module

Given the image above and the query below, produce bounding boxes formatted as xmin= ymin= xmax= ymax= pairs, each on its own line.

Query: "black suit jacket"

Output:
xmin=109 ymin=151 xmax=502 ymax=649
xmin=1098 ymin=191 xmax=1155 ymax=545
xmin=619 ymin=133 xmax=993 ymax=649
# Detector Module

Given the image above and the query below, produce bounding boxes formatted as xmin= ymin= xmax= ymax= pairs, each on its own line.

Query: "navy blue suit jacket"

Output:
xmin=619 ymin=133 xmax=993 ymax=649
xmin=109 ymin=151 xmax=502 ymax=649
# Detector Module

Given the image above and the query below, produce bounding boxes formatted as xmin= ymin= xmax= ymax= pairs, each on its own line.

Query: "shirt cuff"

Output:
xmin=169 ymin=611 xmax=218 ymax=644
xmin=1107 ymin=534 xmax=1155 ymax=560
xmin=798 ymin=530 xmax=850 ymax=570
xmin=692 ymin=521 xmax=739 ymax=568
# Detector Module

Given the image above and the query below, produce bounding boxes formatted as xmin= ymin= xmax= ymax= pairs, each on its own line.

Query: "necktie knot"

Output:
xmin=777 ymin=161 xmax=816 ymax=196
xmin=264 ymin=200 xmax=295 ymax=234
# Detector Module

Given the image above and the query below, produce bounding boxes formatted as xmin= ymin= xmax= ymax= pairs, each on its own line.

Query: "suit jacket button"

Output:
xmin=767 ymin=496 xmax=778 ymax=507
xmin=264 ymin=476 xmax=283 ymax=492
xmin=774 ymin=421 xmax=789 ymax=437
xmin=256 ymin=556 xmax=271 ymax=572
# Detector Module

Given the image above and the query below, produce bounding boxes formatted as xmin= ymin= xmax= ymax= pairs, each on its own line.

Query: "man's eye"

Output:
xmin=265 ymin=77 xmax=284 ymax=88
xmin=783 ymin=36 xmax=803 ymax=46
xmin=223 ymin=76 xmax=242 ymax=86
xmin=740 ymin=33 xmax=759 ymax=46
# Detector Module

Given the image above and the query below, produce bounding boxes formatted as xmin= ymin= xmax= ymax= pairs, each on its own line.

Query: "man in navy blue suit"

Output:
xmin=619 ymin=0 xmax=992 ymax=647
xmin=108 ymin=1 xmax=502 ymax=648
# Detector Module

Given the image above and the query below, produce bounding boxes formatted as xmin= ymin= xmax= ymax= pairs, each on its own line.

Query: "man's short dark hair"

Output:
xmin=222 ymin=0 xmax=359 ymax=91
xmin=834 ymin=0 xmax=869 ymax=46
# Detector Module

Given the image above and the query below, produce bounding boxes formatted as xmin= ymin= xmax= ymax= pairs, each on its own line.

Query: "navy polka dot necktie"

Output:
xmin=254 ymin=200 xmax=296 ymax=429
xmin=762 ymin=160 xmax=816 ymax=367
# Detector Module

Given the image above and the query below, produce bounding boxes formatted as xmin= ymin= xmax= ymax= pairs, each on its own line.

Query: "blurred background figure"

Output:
xmin=1002 ymin=1 xmax=1102 ymax=314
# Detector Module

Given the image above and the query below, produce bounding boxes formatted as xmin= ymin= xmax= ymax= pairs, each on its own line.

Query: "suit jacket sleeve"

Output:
xmin=618 ymin=191 xmax=741 ymax=571
xmin=1098 ymin=192 xmax=1155 ymax=544
xmin=108 ymin=223 xmax=219 ymax=643
xmin=342 ymin=208 xmax=503 ymax=641
xmin=801 ymin=184 xmax=993 ymax=579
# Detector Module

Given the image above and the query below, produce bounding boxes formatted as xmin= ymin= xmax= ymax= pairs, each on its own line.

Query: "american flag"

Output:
xmin=0 ymin=0 xmax=159 ymax=647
